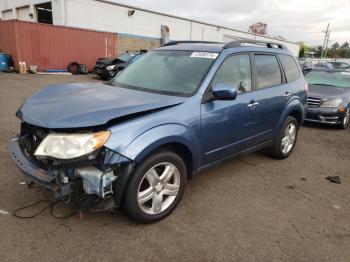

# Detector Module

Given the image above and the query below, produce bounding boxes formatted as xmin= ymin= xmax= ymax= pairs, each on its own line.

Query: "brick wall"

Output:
xmin=117 ymin=35 xmax=160 ymax=54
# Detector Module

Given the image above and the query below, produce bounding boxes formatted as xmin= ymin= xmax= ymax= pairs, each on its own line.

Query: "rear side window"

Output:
xmin=278 ymin=54 xmax=300 ymax=82
xmin=254 ymin=55 xmax=282 ymax=89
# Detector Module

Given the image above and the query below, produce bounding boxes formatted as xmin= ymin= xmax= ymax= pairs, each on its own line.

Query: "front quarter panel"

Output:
xmin=104 ymin=96 xmax=202 ymax=171
xmin=124 ymin=124 xmax=199 ymax=166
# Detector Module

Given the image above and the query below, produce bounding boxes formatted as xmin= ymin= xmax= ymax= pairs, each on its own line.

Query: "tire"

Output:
xmin=269 ymin=116 xmax=299 ymax=159
xmin=339 ymin=106 xmax=350 ymax=129
xmin=79 ymin=64 xmax=89 ymax=75
xmin=123 ymin=150 xmax=187 ymax=223
xmin=67 ymin=62 xmax=80 ymax=75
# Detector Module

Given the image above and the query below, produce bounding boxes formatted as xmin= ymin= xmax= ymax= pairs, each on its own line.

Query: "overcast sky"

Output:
xmin=115 ymin=0 xmax=350 ymax=46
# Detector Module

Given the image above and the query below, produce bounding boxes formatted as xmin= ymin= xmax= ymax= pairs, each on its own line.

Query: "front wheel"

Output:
xmin=269 ymin=116 xmax=299 ymax=159
xmin=123 ymin=150 xmax=187 ymax=223
xmin=339 ymin=106 xmax=350 ymax=129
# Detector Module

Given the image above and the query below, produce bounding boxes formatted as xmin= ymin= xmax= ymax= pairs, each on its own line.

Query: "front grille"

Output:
xmin=307 ymin=97 xmax=322 ymax=107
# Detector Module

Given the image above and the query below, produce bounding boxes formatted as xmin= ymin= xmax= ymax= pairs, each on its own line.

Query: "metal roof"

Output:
xmin=97 ymin=0 xmax=299 ymax=45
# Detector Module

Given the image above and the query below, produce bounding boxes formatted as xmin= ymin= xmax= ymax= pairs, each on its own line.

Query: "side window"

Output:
xmin=254 ymin=55 xmax=282 ymax=89
xmin=211 ymin=54 xmax=252 ymax=94
xmin=278 ymin=54 xmax=301 ymax=82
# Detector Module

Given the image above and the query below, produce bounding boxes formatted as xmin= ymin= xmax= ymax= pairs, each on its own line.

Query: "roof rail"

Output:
xmin=223 ymin=39 xmax=287 ymax=50
xmin=162 ymin=40 xmax=224 ymax=47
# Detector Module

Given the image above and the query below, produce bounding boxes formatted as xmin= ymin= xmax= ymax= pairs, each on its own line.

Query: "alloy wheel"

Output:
xmin=281 ymin=123 xmax=296 ymax=154
xmin=343 ymin=107 xmax=350 ymax=127
xmin=137 ymin=162 xmax=180 ymax=215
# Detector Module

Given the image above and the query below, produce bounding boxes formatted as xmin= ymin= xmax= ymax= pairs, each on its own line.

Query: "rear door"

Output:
xmin=248 ymin=53 xmax=290 ymax=136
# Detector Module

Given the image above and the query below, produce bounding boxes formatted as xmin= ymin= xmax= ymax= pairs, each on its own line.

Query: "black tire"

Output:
xmin=123 ymin=150 xmax=187 ymax=223
xmin=269 ymin=116 xmax=299 ymax=159
xmin=339 ymin=106 xmax=350 ymax=129
xmin=79 ymin=64 xmax=89 ymax=75
xmin=67 ymin=62 xmax=80 ymax=75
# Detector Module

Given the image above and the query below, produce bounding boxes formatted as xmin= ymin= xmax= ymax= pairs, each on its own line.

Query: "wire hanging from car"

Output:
xmin=12 ymin=199 xmax=77 ymax=219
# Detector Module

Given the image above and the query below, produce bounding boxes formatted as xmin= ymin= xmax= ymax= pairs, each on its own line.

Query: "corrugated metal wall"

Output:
xmin=0 ymin=20 xmax=117 ymax=71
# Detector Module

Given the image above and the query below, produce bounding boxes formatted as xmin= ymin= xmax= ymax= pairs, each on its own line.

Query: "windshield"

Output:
xmin=117 ymin=53 xmax=133 ymax=62
xmin=113 ymin=50 xmax=217 ymax=96
xmin=305 ymin=71 xmax=350 ymax=88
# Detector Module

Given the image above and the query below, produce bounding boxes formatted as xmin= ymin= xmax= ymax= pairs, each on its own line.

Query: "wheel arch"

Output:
xmin=275 ymin=99 xmax=305 ymax=136
xmin=125 ymin=124 xmax=200 ymax=174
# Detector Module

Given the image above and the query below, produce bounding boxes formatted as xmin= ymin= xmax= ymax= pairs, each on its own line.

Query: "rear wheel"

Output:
xmin=339 ymin=106 xmax=350 ymax=129
xmin=123 ymin=150 xmax=187 ymax=223
xmin=269 ymin=116 xmax=299 ymax=159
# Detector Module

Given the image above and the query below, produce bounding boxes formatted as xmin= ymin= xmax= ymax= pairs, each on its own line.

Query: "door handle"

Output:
xmin=247 ymin=101 xmax=259 ymax=108
xmin=284 ymin=92 xmax=292 ymax=97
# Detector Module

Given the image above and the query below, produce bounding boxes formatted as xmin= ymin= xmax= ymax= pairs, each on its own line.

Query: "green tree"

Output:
xmin=340 ymin=42 xmax=350 ymax=58
xmin=299 ymin=47 xmax=305 ymax=58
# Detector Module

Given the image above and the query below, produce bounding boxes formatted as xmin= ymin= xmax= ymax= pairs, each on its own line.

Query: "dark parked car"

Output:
xmin=329 ymin=62 xmax=350 ymax=69
xmin=298 ymin=61 xmax=313 ymax=75
xmin=304 ymin=68 xmax=350 ymax=129
xmin=314 ymin=61 xmax=350 ymax=69
xmin=9 ymin=40 xmax=307 ymax=223
xmin=93 ymin=51 xmax=146 ymax=80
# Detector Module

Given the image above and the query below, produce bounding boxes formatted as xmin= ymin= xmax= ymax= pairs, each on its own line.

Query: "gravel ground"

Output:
xmin=0 ymin=73 xmax=349 ymax=262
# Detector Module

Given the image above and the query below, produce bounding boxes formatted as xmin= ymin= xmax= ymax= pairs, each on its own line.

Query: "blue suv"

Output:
xmin=9 ymin=40 xmax=307 ymax=223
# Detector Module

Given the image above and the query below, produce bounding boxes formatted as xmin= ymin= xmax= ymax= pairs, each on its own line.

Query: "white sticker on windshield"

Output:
xmin=341 ymin=72 xmax=350 ymax=75
xmin=190 ymin=52 xmax=219 ymax=59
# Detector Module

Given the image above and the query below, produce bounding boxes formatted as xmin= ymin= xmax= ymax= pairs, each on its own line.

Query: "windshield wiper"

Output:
xmin=311 ymin=83 xmax=336 ymax=87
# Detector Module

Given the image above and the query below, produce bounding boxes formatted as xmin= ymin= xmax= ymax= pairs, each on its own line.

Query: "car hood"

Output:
xmin=307 ymin=84 xmax=350 ymax=99
xmin=16 ymin=82 xmax=186 ymax=129
xmin=95 ymin=58 xmax=127 ymax=66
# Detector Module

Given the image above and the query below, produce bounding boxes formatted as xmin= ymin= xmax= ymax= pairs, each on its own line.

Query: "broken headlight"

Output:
xmin=106 ymin=65 xmax=117 ymax=71
xmin=34 ymin=131 xmax=110 ymax=160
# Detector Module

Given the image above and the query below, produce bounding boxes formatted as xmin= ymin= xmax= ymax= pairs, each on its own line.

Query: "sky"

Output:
xmin=114 ymin=0 xmax=350 ymax=46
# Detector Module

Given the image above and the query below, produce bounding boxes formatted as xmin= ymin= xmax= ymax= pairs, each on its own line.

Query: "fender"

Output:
xmin=107 ymin=123 xmax=200 ymax=207
xmin=274 ymin=97 xmax=305 ymax=137
xmin=122 ymin=123 xmax=200 ymax=170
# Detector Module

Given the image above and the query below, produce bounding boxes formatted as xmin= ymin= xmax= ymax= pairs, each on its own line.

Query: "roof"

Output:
xmin=153 ymin=40 xmax=293 ymax=55
xmin=154 ymin=43 xmax=225 ymax=52
xmin=97 ymin=0 xmax=299 ymax=45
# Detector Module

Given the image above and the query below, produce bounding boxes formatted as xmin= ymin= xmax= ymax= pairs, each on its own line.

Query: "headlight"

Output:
xmin=34 ymin=131 xmax=110 ymax=159
xmin=106 ymin=65 xmax=116 ymax=71
xmin=320 ymin=98 xmax=343 ymax=108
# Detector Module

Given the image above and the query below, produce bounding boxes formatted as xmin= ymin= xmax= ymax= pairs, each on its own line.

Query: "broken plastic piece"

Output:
xmin=326 ymin=176 xmax=341 ymax=184
xmin=0 ymin=209 xmax=10 ymax=215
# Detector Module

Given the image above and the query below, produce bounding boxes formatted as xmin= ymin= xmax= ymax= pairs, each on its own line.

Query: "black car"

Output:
xmin=314 ymin=61 xmax=350 ymax=69
xmin=304 ymin=68 xmax=350 ymax=129
xmin=93 ymin=51 xmax=146 ymax=80
xmin=329 ymin=62 xmax=350 ymax=69
xmin=298 ymin=61 xmax=313 ymax=75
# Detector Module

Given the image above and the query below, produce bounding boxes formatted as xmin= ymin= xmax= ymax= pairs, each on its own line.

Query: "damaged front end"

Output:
xmin=8 ymin=123 xmax=134 ymax=212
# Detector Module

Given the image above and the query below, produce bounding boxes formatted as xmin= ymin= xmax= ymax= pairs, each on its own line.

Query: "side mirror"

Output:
xmin=211 ymin=83 xmax=238 ymax=100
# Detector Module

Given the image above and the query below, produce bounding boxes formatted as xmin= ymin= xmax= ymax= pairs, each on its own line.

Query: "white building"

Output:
xmin=0 ymin=0 xmax=300 ymax=55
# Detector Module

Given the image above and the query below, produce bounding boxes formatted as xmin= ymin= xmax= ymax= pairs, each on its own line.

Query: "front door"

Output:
xmin=200 ymin=53 xmax=265 ymax=165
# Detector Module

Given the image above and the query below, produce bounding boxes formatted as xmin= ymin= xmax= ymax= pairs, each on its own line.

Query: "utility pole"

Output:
xmin=324 ymin=27 xmax=331 ymax=58
xmin=321 ymin=23 xmax=330 ymax=59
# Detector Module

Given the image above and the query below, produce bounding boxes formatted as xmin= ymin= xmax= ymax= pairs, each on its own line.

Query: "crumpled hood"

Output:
xmin=96 ymin=58 xmax=125 ymax=66
xmin=308 ymin=84 xmax=350 ymax=99
xmin=16 ymin=82 xmax=185 ymax=129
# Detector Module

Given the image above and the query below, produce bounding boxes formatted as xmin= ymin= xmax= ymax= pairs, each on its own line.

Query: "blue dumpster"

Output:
xmin=0 ymin=53 xmax=10 ymax=71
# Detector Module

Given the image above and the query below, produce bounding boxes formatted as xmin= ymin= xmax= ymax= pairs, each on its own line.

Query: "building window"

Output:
xmin=36 ymin=2 xmax=52 ymax=24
